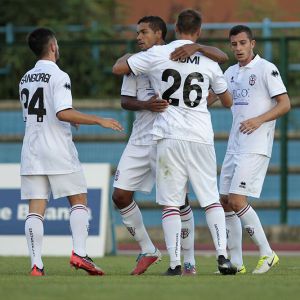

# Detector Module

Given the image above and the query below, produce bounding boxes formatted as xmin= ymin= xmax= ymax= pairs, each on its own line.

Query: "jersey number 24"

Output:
xmin=20 ymin=87 xmax=46 ymax=122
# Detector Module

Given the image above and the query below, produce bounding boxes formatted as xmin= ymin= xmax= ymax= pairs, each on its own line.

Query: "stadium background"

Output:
xmin=1 ymin=0 xmax=300 ymax=249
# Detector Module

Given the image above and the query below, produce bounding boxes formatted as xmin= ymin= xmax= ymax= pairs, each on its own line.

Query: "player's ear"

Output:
xmin=251 ymin=39 xmax=256 ymax=49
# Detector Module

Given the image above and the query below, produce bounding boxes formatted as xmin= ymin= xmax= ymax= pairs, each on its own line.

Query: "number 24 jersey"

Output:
xmin=19 ymin=60 xmax=81 ymax=175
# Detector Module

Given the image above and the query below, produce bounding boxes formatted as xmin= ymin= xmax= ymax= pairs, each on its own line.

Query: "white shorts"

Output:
xmin=113 ymin=143 xmax=156 ymax=193
xmin=156 ymin=139 xmax=219 ymax=207
xmin=219 ymin=153 xmax=270 ymax=198
xmin=21 ymin=170 xmax=87 ymax=200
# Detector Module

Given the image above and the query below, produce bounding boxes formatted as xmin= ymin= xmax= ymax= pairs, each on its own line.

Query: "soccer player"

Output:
xmin=113 ymin=9 xmax=237 ymax=276
xmin=20 ymin=28 xmax=123 ymax=276
xmin=218 ymin=25 xmax=290 ymax=274
xmin=113 ymin=15 xmax=229 ymax=276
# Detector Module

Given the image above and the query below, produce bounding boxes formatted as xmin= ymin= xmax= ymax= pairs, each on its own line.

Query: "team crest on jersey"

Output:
xmin=114 ymin=169 xmax=120 ymax=181
xmin=181 ymin=228 xmax=190 ymax=239
xmin=230 ymin=76 xmax=234 ymax=83
xmin=249 ymin=74 xmax=257 ymax=86
xmin=127 ymin=227 xmax=136 ymax=236
xmin=245 ymin=226 xmax=254 ymax=237
xmin=64 ymin=82 xmax=71 ymax=90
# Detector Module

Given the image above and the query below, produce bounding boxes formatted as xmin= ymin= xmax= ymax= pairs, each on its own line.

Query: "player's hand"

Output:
xmin=170 ymin=43 xmax=199 ymax=61
xmin=239 ymin=117 xmax=263 ymax=134
xmin=144 ymin=94 xmax=169 ymax=112
xmin=99 ymin=118 xmax=124 ymax=131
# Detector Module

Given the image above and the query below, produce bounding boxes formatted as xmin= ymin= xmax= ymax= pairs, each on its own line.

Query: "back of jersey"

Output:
xmin=128 ymin=40 xmax=228 ymax=144
xmin=19 ymin=60 xmax=81 ymax=175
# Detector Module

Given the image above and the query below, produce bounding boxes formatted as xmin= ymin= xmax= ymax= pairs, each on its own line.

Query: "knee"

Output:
xmin=112 ymin=189 xmax=133 ymax=209
xmin=220 ymin=195 xmax=232 ymax=212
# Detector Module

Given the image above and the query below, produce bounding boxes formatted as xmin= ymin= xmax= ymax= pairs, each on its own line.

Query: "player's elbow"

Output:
xmin=56 ymin=109 xmax=71 ymax=122
xmin=112 ymin=63 xmax=124 ymax=75
xmin=219 ymin=53 xmax=229 ymax=65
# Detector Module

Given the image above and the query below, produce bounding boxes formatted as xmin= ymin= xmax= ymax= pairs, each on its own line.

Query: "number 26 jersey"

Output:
xmin=19 ymin=60 xmax=81 ymax=175
xmin=127 ymin=40 xmax=228 ymax=145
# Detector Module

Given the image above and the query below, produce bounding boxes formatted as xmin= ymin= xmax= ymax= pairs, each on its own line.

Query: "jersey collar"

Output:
xmin=35 ymin=60 xmax=58 ymax=68
xmin=239 ymin=54 xmax=260 ymax=69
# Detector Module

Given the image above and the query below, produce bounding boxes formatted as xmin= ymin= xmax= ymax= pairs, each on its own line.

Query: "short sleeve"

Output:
xmin=127 ymin=50 xmax=154 ymax=76
xmin=121 ymin=74 xmax=137 ymax=97
xmin=210 ymin=63 xmax=228 ymax=94
xmin=264 ymin=63 xmax=287 ymax=98
xmin=53 ymin=72 xmax=73 ymax=114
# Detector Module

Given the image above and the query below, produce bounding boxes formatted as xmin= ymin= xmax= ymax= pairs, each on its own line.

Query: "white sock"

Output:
xmin=225 ymin=211 xmax=243 ymax=268
xmin=162 ymin=207 xmax=181 ymax=268
xmin=120 ymin=201 xmax=155 ymax=254
xmin=205 ymin=203 xmax=227 ymax=258
xmin=70 ymin=204 xmax=89 ymax=257
xmin=237 ymin=204 xmax=273 ymax=257
xmin=25 ymin=213 xmax=44 ymax=269
xmin=180 ymin=205 xmax=195 ymax=266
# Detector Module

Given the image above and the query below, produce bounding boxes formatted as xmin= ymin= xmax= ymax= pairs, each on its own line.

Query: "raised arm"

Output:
xmin=57 ymin=108 xmax=123 ymax=131
xmin=170 ymin=43 xmax=228 ymax=64
xmin=112 ymin=53 xmax=132 ymax=75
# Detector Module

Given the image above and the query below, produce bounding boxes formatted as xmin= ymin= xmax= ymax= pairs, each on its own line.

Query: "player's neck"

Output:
xmin=177 ymin=33 xmax=198 ymax=42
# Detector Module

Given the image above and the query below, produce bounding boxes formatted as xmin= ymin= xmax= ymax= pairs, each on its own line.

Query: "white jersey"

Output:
xmin=19 ymin=60 xmax=81 ymax=175
xmin=224 ymin=55 xmax=287 ymax=157
xmin=127 ymin=40 xmax=228 ymax=144
xmin=121 ymin=73 xmax=156 ymax=145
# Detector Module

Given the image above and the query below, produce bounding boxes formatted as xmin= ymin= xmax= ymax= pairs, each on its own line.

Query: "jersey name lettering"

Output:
xmin=175 ymin=56 xmax=200 ymax=65
xmin=20 ymin=73 xmax=51 ymax=85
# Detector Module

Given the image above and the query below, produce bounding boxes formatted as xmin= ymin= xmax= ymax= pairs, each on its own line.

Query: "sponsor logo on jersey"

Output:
xmin=249 ymin=74 xmax=257 ymax=86
xmin=271 ymin=70 xmax=279 ymax=77
xmin=239 ymin=181 xmax=246 ymax=189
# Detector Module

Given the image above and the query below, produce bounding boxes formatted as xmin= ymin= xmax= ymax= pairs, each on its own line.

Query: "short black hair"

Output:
xmin=27 ymin=27 xmax=56 ymax=58
xmin=137 ymin=16 xmax=167 ymax=40
xmin=229 ymin=25 xmax=254 ymax=40
xmin=176 ymin=9 xmax=202 ymax=34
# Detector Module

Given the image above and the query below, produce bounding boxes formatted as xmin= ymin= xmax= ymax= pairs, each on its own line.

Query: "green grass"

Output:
xmin=0 ymin=255 xmax=299 ymax=300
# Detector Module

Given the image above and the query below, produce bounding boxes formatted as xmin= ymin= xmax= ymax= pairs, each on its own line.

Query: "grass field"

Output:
xmin=0 ymin=255 xmax=299 ymax=300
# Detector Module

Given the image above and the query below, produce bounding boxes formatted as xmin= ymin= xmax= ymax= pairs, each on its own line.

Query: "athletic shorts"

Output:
xmin=21 ymin=170 xmax=87 ymax=200
xmin=113 ymin=143 xmax=156 ymax=193
xmin=156 ymin=139 xmax=219 ymax=207
xmin=219 ymin=153 xmax=270 ymax=198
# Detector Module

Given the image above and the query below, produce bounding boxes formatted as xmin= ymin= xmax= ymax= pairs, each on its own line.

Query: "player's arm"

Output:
xmin=213 ymin=90 xmax=232 ymax=108
xmin=170 ymin=43 xmax=228 ymax=64
xmin=112 ymin=53 xmax=132 ymax=75
xmin=240 ymin=93 xmax=290 ymax=135
xmin=56 ymin=108 xmax=123 ymax=131
xmin=121 ymin=95 xmax=169 ymax=112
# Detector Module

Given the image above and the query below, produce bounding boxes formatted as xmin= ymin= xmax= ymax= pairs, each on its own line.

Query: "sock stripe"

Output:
xmin=162 ymin=208 xmax=180 ymax=219
xmin=26 ymin=213 xmax=44 ymax=222
xmin=180 ymin=206 xmax=192 ymax=216
xmin=236 ymin=204 xmax=251 ymax=218
xmin=205 ymin=203 xmax=222 ymax=212
xmin=70 ymin=205 xmax=88 ymax=214
xmin=120 ymin=201 xmax=137 ymax=216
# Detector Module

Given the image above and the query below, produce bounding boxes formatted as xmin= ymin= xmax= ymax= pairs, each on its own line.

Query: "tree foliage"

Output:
xmin=0 ymin=0 xmax=125 ymax=99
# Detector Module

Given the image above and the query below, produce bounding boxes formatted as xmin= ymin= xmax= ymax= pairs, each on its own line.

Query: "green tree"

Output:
xmin=0 ymin=0 xmax=125 ymax=99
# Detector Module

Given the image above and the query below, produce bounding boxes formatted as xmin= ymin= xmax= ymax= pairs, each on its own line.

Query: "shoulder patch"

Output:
xmin=64 ymin=82 xmax=71 ymax=90
xmin=271 ymin=70 xmax=279 ymax=77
